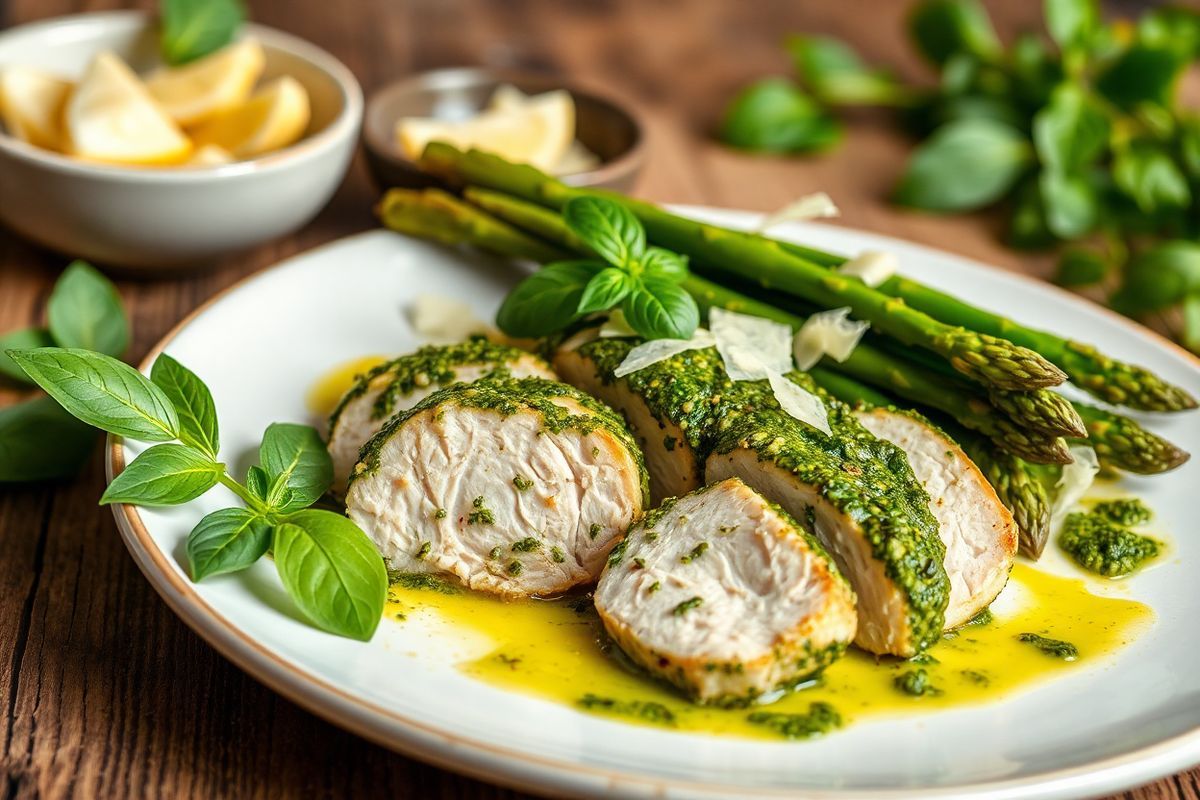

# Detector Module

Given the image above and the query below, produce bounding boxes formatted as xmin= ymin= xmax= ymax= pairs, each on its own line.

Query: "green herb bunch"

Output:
xmin=0 ymin=262 xmax=128 ymax=482
xmin=496 ymin=196 xmax=700 ymax=340
xmin=720 ymin=0 xmax=1200 ymax=352
xmin=160 ymin=0 xmax=246 ymax=65
xmin=6 ymin=344 xmax=387 ymax=641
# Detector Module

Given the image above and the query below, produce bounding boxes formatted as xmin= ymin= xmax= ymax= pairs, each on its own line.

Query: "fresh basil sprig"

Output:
xmin=1 ymin=261 xmax=130 ymax=482
xmin=6 ymin=346 xmax=387 ymax=641
xmin=160 ymin=0 xmax=245 ymax=65
xmin=496 ymin=196 xmax=700 ymax=340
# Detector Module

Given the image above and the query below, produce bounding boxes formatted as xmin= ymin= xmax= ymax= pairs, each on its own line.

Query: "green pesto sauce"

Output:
xmin=328 ymin=338 xmax=547 ymax=431
xmin=1059 ymin=511 xmax=1160 ymax=577
xmin=673 ymin=596 xmax=704 ymax=616
xmin=511 ymin=536 xmax=541 ymax=552
xmin=388 ymin=571 xmax=460 ymax=594
xmin=893 ymin=668 xmax=942 ymax=697
xmin=577 ymin=693 xmax=677 ymax=726
xmin=1091 ymin=498 xmax=1153 ymax=527
xmin=745 ymin=702 xmax=842 ymax=740
xmin=352 ymin=377 xmax=649 ymax=504
xmin=711 ymin=407 xmax=949 ymax=652
xmin=1016 ymin=632 xmax=1079 ymax=660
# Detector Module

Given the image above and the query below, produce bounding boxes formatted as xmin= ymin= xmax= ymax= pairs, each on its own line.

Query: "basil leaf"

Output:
xmin=160 ymin=0 xmax=245 ymax=65
xmin=1055 ymin=249 xmax=1109 ymax=287
xmin=894 ymin=118 xmax=1031 ymax=211
xmin=100 ymin=443 xmax=220 ymax=506
xmin=1180 ymin=120 xmax=1200 ymax=180
xmin=640 ymin=247 xmax=688 ymax=282
xmin=1008 ymin=176 xmax=1055 ymax=249
xmin=273 ymin=509 xmax=387 ymax=641
xmin=46 ymin=261 xmax=129 ymax=357
xmin=622 ymin=279 xmax=700 ymax=340
xmin=151 ymin=353 xmax=219 ymax=458
xmin=8 ymin=348 xmax=179 ymax=441
xmin=1113 ymin=142 xmax=1191 ymax=214
xmin=908 ymin=0 xmax=1001 ymax=66
xmin=495 ymin=260 xmax=603 ymax=337
xmin=1111 ymin=241 xmax=1200 ymax=315
xmin=1032 ymin=84 xmax=1109 ymax=174
xmin=577 ymin=267 xmax=634 ymax=315
xmin=1096 ymin=44 xmax=1185 ymax=111
xmin=259 ymin=422 xmax=332 ymax=512
xmin=1183 ymin=293 xmax=1200 ymax=354
xmin=720 ymin=78 xmax=842 ymax=153
xmin=1038 ymin=171 xmax=1098 ymax=239
xmin=1045 ymin=0 xmax=1098 ymax=49
xmin=0 ymin=397 xmax=97 ymax=483
xmin=788 ymin=35 xmax=911 ymax=106
xmin=0 ymin=328 xmax=53 ymax=384
xmin=245 ymin=465 xmax=270 ymax=501
xmin=1138 ymin=7 xmax=1200 ymax=60
xmin=563 ymin=197 xmax=645 ymax=267
xmin=186 ymin=507 xmax=271 ymax=580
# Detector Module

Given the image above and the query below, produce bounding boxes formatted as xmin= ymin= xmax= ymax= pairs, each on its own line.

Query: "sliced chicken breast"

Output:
xmin=345 ymin=377 xmax=648 ymax=597
xmin=595 ymin=477 xmax=856 ymax=706
xmin=853 ymin=407 xmax=1017 ymax=629
xmin=554 ymin=338 xmax=734 ymax=503
xmin=327 ymin=341 xmax=555 ymax=493
xmin=705 ymin=402 xmax=949 ymax=657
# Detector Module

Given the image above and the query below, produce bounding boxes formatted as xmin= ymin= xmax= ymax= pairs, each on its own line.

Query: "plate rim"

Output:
xmin=106 ymin=220 xmax=1200 ymax=800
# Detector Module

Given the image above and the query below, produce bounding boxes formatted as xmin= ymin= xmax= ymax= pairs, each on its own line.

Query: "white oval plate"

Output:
xmin=108 ymin=210 xmax=1200 ymax=800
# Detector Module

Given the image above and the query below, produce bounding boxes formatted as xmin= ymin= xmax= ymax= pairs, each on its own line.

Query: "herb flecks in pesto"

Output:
xmin=746 ymin=702 xmax=841 ymax=740
xmin=894 ymin=668 xmax=942 ymax=697
xmin=488 ymin=546 xmax=503 ymax=560
xmin=1017 ymin=632 xmax=1078 ymax=661
xmin=511 ymin=537 xmax=541 ymax=553
xmin=680 ymin=541 xmax=709 ymax=564
xmin=673 ymin=596 xmax=704 ymax=616
xmin=1092 ymin=498 xmax=1152 ymax=527
xmin=663 ymin=435 xmax=678 ymax=451
xmin=433 ymin=507 xmax=447 ymax=519
xmin=468 ymin=496 xmax=496 ymax=525
xmin=577 ymin=694 xmax=676 ymax=726
xmin=414 ymin=541 xmax=431 ymax=560
xmin=389 ymin=572 xmax=459 ymax=594
xmin=588 ymin=522 xmax=603 ymax=540
xmin=507 ymin=560 xmax=524 ymax=576
xmin=648 ymin=581 xmax=661 ymax=593
xmin=513 ymin=475 xmax=534 ymax=491
xmin=551 ymin=546 xmax=566 ymax=563
xmin=1059 ymin=512 xmax=1160 ymax=577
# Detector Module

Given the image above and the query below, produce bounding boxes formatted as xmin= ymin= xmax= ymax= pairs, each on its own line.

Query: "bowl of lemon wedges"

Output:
xmin=0 ymin=10 xmax=361 ymax=271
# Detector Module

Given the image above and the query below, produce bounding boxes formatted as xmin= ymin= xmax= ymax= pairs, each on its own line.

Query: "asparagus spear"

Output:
xmin=808 ymin=367 xmax=1052 ymax=558
xmin=420 ymin=144 xmax=1068 ymax=393
xmin=1071 ymin=402 xmax=1191 ymax=474
xmin=778 ymin=242 xmax=1197 ymax=412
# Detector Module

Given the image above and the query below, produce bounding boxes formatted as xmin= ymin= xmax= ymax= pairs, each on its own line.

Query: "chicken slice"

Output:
xmin=345 ymin=377 xmax=648 ymax=597
xmin=853 ymin=407 xmax=1016 ymax=629
xmin=705 ymin=401 xmax=949 ymax=657
xmin=554 ymin=337 xmax=735 ymax=503
xmin=327 ymin=340 xmax=554 ymax=492
xmin=595 ymin=477 xmax=856 ymax=706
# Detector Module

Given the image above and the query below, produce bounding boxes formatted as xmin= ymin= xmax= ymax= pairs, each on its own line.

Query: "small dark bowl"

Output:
xmin=362 ymin=67 xmax=645 ymax=193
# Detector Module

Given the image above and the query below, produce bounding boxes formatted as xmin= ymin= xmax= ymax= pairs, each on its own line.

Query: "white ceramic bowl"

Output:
xmin=0 ymin=11 xmax=362 ymax=272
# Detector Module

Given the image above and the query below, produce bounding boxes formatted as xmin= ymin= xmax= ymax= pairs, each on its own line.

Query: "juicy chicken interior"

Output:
xmin=345 ymin=377 xmax=648 ymax=597
xmin=854 ymin=407 xmax=1017 ymax=629
xmin=595 ymin=477 xmax=856 ymax=705
xmin=327 ymin=341 xmax=555 ymax=493
xmin=705 ymin=396 xmax=949 ymax=658
xmin=554 ymin=338 xmax=736 ymax=503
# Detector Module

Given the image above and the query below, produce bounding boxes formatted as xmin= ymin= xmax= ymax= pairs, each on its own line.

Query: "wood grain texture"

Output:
xmin=0 ymin=0 xmax=1193 ymax=798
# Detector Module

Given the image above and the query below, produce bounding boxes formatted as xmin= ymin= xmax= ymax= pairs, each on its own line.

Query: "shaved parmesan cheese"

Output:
xmin=768 ymin=371 xmax=832 ymax=435
xmin=1050 ymin=445 xmax=1100 ymax=524
xmin=408 ymin=294 xmax=494 ymax=342
xmin=613 ymin=329 xmax=716 ymax=377
xmin=792 ymin=307 xmax=870 ymax=370
xmin=709 ymin=307 xmax=793 ymax=380
xmin=754 ymin=193 xmax=840 ymax=232
xmin=599 ymin=309 xmax=638 ymax=338
xmin=839 ymin=250 xmax=897 ymax=287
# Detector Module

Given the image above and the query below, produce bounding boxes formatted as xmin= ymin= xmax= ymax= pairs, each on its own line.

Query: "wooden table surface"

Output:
xmin=0 ymin=0 xmax=1193 ymax=797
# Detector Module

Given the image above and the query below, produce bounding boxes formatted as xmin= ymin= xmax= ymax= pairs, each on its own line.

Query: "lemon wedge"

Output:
xmin=183 ymin=143 xmax=235 ymax=166
xmin=189 ymin=76 xmax=310 ymax=159
xmin=397 ymin=88 xmax=574 ymax=172
xmin=146 ymin=38 xmax=265 ymax=127
xmin=0 ymin=66 xmax=72 ymax=150
xmin=65 ymin=51 xmax=192 ymax=165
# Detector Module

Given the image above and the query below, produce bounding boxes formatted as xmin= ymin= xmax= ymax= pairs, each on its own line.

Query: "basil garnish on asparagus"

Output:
xmin=5 ymin=346 xmax=387 ymax=641
xmin=496 ymin=196 xmax=699 ymax=341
